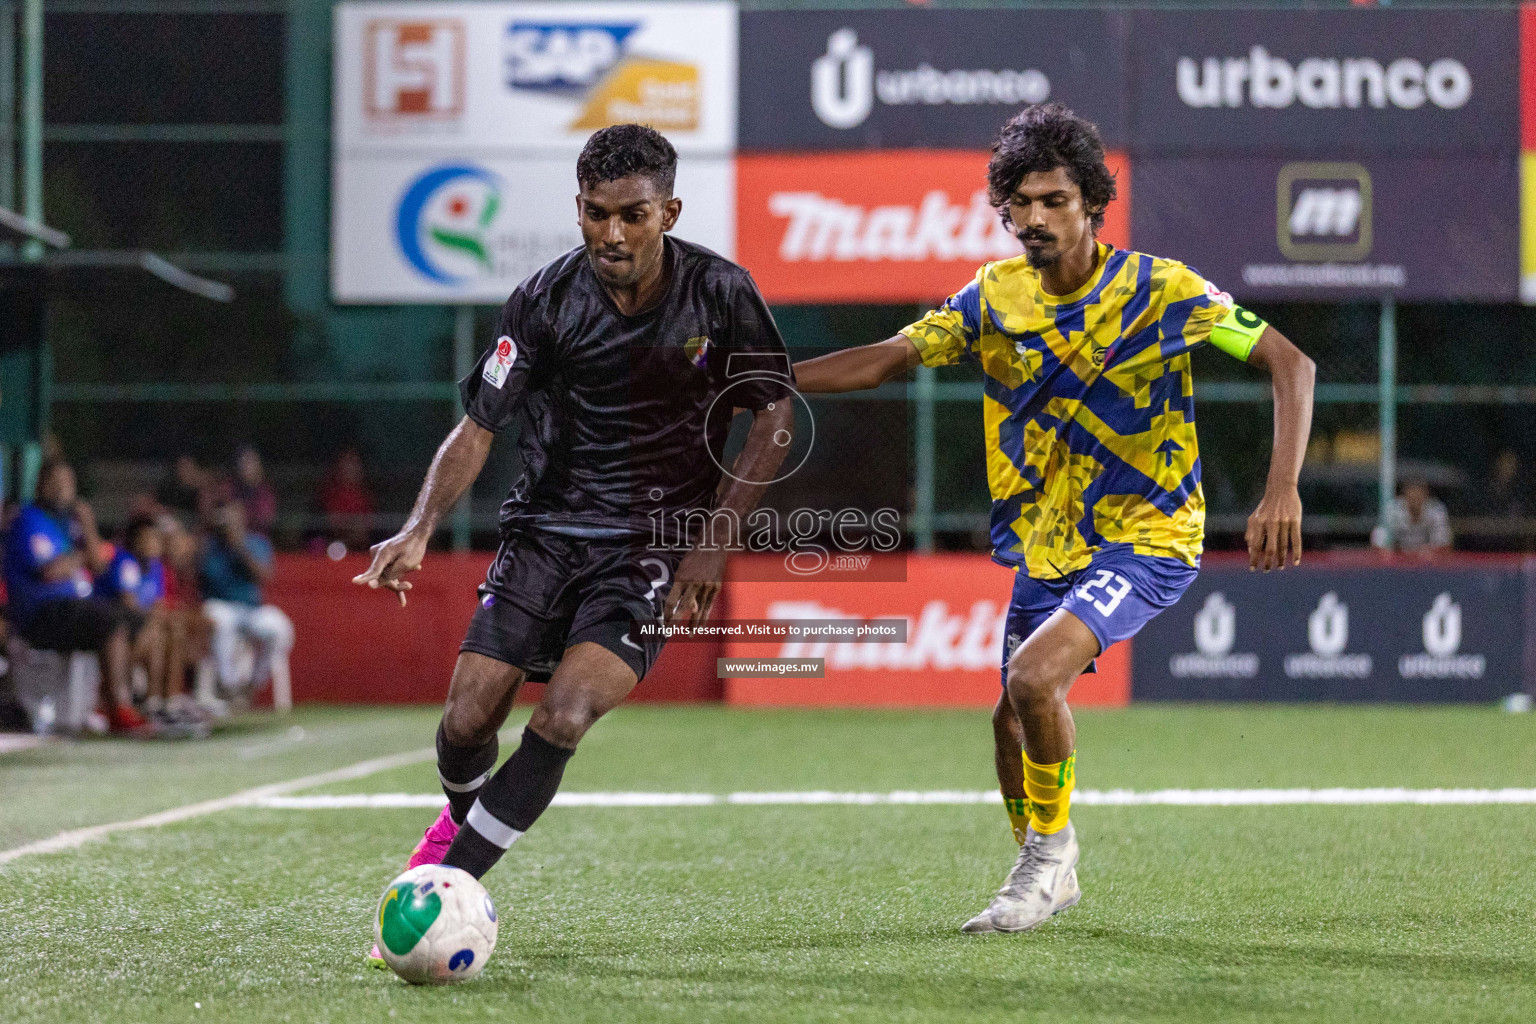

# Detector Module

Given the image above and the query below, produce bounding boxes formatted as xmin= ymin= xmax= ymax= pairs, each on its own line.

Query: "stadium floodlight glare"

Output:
xmin=139 ymin=252 xmax=235 ymax=303
xmin=0 ymin=205 xmax=70 ymax=249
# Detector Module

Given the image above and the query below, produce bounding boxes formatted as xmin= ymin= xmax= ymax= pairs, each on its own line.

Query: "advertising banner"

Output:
xmin=334 ymin=1 xmax=737 ymax=155
xmin=736 ymin=150 xmax=1130 ymax=304
xmin=723 ymin=555 xmax=1130 ymax=708
xmin=332 ymin=155 xmax=733 ymax=304
xmin=1129 ymin=9 xmax=1518 ymax=156
xmin=1522 ymin=4 xmax=1536 ymax=303
xmin=1133 ymin=563 xmax=1533 ymax=703
xmin=738 ymin=10 xmax=1125 ymax=152
xmin=1132 ymin=157 xmax=1518 ymax=302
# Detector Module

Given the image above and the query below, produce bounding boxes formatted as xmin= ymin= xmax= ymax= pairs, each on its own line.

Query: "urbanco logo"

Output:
xmin=1399 ymin=592 xmax=1485 ymax=679
xmin=1284 ymin=591 xmax=1372 ymax=678
xmin=810 ymin=28 xmax=1050 ymax=131
xmin=1169 ymin=592 xmax=1259 ymax=679
xmin=1175 ymin=47 xmax=1471 ymax=111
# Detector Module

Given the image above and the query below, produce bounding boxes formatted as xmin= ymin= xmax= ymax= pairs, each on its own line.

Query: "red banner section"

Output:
xmin=267 ymin=554 xmax=720 ymax=704
xmin=721 ymin=554 xmax=1130 ymax=707
xmin=736 ymin=150 xmax=1131 ymax=304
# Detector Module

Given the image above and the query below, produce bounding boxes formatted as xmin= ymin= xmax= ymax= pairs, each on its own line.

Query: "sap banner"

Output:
xmin=739 ymin=9 xmax=1125 ymax=151
xmin=1134 ymin=563 xmax=1535 ymax=703
xmin=1130 ymin=8 xmax=1517 ymax=156
xmin=332 ymin=1 xmax=737 ymax=303
xmin=332 ymin=156 xmax=733 ymax=304
xmin=1133 ymin=157 xmax=1518 ymax=302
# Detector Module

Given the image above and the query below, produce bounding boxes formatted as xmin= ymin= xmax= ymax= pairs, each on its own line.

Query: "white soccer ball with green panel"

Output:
xmin=374 ymin=864 xmax=498 ymax=984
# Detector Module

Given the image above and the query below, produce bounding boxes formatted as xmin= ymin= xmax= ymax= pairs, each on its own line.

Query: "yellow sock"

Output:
xmin=1002 ymin=794 xmax=1032 ymax=845
xmin=1022 ymin=749 xmax=1076 ymax=835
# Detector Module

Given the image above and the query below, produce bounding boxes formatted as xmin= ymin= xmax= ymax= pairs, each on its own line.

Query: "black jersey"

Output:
xmin=459 ymin=236 xmax=794 ymax=536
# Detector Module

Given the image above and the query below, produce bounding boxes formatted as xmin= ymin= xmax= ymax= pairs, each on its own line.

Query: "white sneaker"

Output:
xmin=961 ymin=822 xmax=1080 ymax=933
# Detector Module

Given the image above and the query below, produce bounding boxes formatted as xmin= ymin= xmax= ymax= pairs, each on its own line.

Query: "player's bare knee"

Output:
xmin=1005 ymin=656 xmax=1061 ymax=708
xmin=440 ymin=700 xmax=496 ymax=749
xmin=527 ymin=703 xmax=593 ymax=749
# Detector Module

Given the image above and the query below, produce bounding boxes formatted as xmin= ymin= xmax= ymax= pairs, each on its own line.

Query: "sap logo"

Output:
xmin=1277 ymin=163 xmax=1372 ymax=262
xmin=365 ymin=20 xmax=464 ymax=119
xmin=505 ymin=23 xmax=639 ymax=94
xmin=1176 ymin=47 xmax=1471 ymax=111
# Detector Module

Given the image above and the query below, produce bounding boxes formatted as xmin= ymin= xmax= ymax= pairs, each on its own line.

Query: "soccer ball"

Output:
xmin=374 ymin=864 xmax=498 ymax=985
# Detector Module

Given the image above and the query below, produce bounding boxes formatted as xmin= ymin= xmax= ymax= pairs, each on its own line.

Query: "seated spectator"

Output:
xmin=198 ymin=500 xmax=293 ymax=702
xmin=3 ymin=460 xmax=148 ymax=735
xmin=317 ymin=447 xmax=375 ymax=553
xmin=230 ymin=446 xmax=278 ymax=536
xmin=1376 ymin=479 xmax=1453 ymax=554
xmin=156 ymin=454 xmax=213 ymax=525
xmin=95 ymin=518 xmax=209 ymax=737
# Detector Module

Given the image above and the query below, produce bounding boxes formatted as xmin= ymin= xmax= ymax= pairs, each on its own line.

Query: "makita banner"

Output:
xmin=722 ymin=554 xmax=1130 ymax=708
xmin=738 ymin=10 xmax=1125 ymax=152
xmin=1130 ymin=8 xmax=1518 ymax=156
xmin=1132 ymin=157 xmax=1518 ymax=302
xmin=1133 ymin=561 xmax=1534 ymax=703
xmin=736 ymin=150 xmax=1130 ymax=303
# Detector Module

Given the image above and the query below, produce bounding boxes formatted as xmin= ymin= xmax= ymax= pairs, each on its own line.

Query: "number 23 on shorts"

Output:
xmin=1075 ymin=570 xmax=1131 ymax=616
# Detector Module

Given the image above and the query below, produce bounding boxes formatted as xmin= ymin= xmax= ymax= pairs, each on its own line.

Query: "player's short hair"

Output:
xmin=125 ymin=516 xmax=159 ymax=548
xmin=576 ymin=124 xmax=677 ymax=198
xmin=987 ymin=103 xmax=1118 ymax=232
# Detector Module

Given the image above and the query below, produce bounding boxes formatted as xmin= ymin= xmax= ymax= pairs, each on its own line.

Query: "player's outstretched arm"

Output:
xmin=352 ymin=415 xmax=494 ymax=606
xmin=792 ymin=336 xmax=923 ymax=393
xmin=1244 ymin=327 xmax=1316 ymax=573
xmin=664 ymin=401 xmax=795 ymax=627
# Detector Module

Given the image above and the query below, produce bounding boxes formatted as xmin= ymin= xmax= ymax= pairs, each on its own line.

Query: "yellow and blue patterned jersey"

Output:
xmin=902 ymin=242 xmax=1254 ymax=580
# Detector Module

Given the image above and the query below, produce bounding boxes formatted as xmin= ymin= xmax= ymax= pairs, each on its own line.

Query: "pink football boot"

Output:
xmin=369 ymin=805 xmax=460 ymax=966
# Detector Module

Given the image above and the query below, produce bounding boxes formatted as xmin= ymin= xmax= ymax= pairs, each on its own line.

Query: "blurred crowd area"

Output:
xmin=0 ymin=436 xmax=312 ymax=740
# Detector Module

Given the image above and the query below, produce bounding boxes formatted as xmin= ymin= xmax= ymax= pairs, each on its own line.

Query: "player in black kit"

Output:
xmin=354 ymin=126 xmax=795 ymax=933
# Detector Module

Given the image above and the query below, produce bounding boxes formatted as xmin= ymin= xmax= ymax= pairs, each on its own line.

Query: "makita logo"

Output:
xmin=1288 ymin=188 xmax=1362 ymax=238
xmin=1177 ymin=47 xmax=1471 ymax=111
xmin=768 ymin=190 xmax=1020 ymax=263
xmin=812 ymin=28 xmax=1049 ymax=130
xmin=766 ymin=599 xmax=1004 ymax=672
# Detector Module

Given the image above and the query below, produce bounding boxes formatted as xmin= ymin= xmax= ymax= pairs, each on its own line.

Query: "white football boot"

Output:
xmin=961 ymin=822 xmax=1080 ymax=933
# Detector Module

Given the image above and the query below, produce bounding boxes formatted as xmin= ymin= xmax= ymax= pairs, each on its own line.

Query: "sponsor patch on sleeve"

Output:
xmin=1204 ymin=279 xmax=1235 ymax=309
xmin=483 ymin=335 xmax=517 ymax=389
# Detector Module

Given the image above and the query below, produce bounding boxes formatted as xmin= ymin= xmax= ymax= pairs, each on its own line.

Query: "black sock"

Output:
xmin=436 ymin=722 xmax=499 ymax=825
xmin=442 ymin=727 xmax=575 ymax=879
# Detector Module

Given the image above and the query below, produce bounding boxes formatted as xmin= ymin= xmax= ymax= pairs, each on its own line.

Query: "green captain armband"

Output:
xmin=1209 ymin=305 xmax=1268 ymax=362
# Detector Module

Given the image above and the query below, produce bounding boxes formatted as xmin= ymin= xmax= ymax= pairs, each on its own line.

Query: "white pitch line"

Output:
xmin=0 ymin=746 xmax=435 ymax=866
xmin=252 ymin=787 xmax=1536 ymax=810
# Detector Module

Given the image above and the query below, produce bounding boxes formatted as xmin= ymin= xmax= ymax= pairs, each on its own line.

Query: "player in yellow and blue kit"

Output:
xmin=794 ymin=104 xmax=1316 ymax=933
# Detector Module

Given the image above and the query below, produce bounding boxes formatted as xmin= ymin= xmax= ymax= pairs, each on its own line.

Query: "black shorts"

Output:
xmin=17 ymin=598 xmax=122 ymax=653
xmin=460 ymin=527 xmax=683 ymax=683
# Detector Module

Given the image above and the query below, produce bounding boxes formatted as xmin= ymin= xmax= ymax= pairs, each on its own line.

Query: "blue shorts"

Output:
xmin=1000 ymin=544 xmax=1198 ymax=682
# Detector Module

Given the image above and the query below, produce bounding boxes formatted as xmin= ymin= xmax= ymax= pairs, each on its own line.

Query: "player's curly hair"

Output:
xmin=987 ymin=103 xmax=1117 ymax=232
xmin=576 ymin=124 xmax=678 ymax=197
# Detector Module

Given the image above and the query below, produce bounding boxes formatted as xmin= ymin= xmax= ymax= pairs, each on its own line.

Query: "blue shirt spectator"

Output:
xmin=4 ymin=503 xmax=93 ymax=623
xmin=199 ymin=528 xmax=274 ymax=607
xmin=95 ymin=547 xmax=166 ymax=610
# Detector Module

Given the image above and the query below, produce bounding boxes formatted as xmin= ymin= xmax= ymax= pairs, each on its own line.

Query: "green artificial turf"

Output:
xmin=4 ymin=704 xmax=1536 ymax=1023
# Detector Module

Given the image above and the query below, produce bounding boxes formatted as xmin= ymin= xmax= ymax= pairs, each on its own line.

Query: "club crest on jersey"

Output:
xmin=483 ymin=335 xmax=516 ymax=388
xmin=684 ymin=335 xmax=711 ymax=369
xmin=1204 ymin=280 xmax=1234 ymax=309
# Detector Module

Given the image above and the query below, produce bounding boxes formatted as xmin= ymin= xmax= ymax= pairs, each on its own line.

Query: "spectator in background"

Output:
xmin=198 ymin=500 xmax=293 ymax=701
xmin=1488 ymin=450 xmax=1526 ymax=518
xmin=156 ymin=454 xmax=213 ymax=525
xmin=229 ymin=446 xmax=278 ymax=536
xmin=3 ymin=460 xmax=148 ymax=735
xmin=317 ymin=447 xmax=375 ymax=553
xmin=95 ymin=518 xmax=208 ymax=737
xmin=1375 ymin=479 xmax=1453 ymax=554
